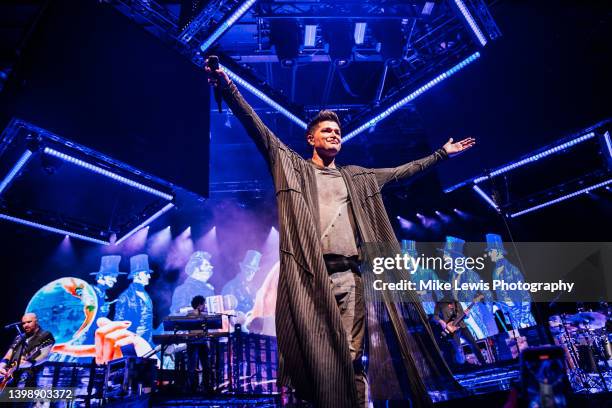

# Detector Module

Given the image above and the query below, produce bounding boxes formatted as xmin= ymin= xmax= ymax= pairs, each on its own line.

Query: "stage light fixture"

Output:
xmin=220 ymin=64 xmax=307 ymax=129
xmin=115 ymin=202 xmax=174 ymax=245
xmin=605 ymin=131 xmax=612 ymax=158
xmin=343 ymin=52 xmax=480 ymax=142
xmin=322 ymin=20 xmax=354 ymax=67
xmin=304 ymin=24 xmax=317 ymax=47
xmin=0 ymin=150 xmax=33 ymax=195
xmin=0 ymin=213 xmax=109 ymax=245
xmin=473 ymin=185 xmax=500 ymax=212
xmin=453 ymin=0 xmax=487 ymax=46
xmin=200 ymin=0 xmax=258 ymax=52
xmin=509 ymin=179 xmax=612 ymax=218
xmin=43 ymin=147 xmax=173 ymax=200
xmin=270 ymin=19 xmax=301 ymax=67
xmin=422 ymin=2 xmax=435 ymax=16
xmin=354 ymin=22 xmax=366 ymax=45
xmin=371 ymin=20 xmax=404 ymax=66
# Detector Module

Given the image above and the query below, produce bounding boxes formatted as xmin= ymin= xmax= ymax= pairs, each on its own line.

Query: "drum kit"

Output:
xmin=549 ymin=305 xmax=612 ymax=392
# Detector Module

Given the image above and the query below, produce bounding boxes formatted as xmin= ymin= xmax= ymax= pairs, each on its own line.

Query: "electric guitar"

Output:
xmin=0 ymin=338 xmax=54 ymax=392
xmin=440 ymin=294 xmax=485 ymax=338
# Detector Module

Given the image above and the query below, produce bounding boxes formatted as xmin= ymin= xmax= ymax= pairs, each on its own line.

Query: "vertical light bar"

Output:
xmin=200 ymin=0 xmax=258 ymax=52
xmin=510 ymin=179 xmax=612 ymax=218
xmin=0 ymin=213 xmax=110 ymax=245
xmin=354 ymin=22 xmax=366 ymax=45
xmin=0 ymin=150 xmax=33 ymax=195
xmin=43 ymin=147 xmax=173 ymax=201
xmin=342 ymin=52 xmax=480 ymax=142
xmin=220 ymin=64 xmax=308 ymax=129
xmin=304 ymin=24 xmax=317 ymax=47
xmin=454 ymin=0 xmax=487 ymax=46
xmin=473 ymin=185 xmax=499 ymax=212
xmin=604 ymin=131 xmax=612 ymax=158
xmin=115 ymin=202 xmax=174 ymax=245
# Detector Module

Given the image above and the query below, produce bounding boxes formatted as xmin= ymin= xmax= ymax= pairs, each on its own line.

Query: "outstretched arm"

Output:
xmin=206 ymin=63 xmax=285 ymax=166
xmin=373 ymin=137 xmax=475 ymax=187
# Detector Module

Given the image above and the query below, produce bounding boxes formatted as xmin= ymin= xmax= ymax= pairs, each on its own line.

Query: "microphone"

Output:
xmin=206 ymin=55 xmax=223 ymax=113
xmin=4 ymin=322 xmax=21 ymax=329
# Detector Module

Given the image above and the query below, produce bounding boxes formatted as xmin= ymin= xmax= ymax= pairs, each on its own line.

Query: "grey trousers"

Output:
xmin=329 ymin=270 xmax=367 ymax=407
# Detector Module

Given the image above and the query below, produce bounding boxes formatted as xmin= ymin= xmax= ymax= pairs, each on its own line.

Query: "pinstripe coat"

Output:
xmin=222 ymin=83 xmax=458 ymax=407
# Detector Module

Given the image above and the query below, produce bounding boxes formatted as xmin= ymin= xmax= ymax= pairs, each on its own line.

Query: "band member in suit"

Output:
xmin=171 ymin=251 xmax=215 ymax=315
xmin=433 ymin=296 xmax=486 ymax=367
xmin=486 ymin=233 xmax=536 ymax=329
xmin=115 ymin=254 xmax=154 ymax=344
xmin=0 ymin=313 xmax=55 ymax=387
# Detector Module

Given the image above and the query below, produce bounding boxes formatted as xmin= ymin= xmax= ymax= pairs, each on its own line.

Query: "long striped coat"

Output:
xmin=222 ymin=83 xmax=460 ymax=407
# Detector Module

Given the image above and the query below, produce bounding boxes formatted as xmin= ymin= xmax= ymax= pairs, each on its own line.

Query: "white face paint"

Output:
xmin=488 ymin=249 xmax=503 ymax=262
xmin=134 ymin=271 xmax=151 ymax=286
xmin=98 ymin=275 xmax=117 ymax=288
xmin=192 ymin=259 xmax=213 ymax=282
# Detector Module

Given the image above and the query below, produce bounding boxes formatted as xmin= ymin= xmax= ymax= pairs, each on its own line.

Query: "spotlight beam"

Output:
xmin=342 ymin=52 xmax=480 ymax=142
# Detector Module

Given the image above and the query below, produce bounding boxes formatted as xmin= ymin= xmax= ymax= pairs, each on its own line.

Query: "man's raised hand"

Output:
xmin=442 ymin=137 xmax=476 ymax=158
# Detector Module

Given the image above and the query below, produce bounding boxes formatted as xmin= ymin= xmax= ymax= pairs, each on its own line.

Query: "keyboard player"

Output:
xmin=186 ymin=295 xmax=212 ymax=393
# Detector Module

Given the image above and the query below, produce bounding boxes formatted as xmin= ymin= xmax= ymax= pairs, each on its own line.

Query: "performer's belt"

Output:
xmin=323 ymin=254 xmax=360 ymax=275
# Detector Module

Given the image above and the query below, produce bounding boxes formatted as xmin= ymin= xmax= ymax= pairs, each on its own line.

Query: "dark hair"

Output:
xmin=191 ymin=295 xmax=205 ymax=309
xmin=306 ymin=110 xmax=341 ymax=138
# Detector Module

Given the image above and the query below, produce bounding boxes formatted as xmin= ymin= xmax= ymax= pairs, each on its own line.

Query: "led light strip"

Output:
xmin=445 ymin=131 xmax=599 ymax=193
xmin=604 ymin=131 xmax=612 ymax=158
xmin=114 ymin=202 xmax=174 ymax=245
xmin=200 ymin=0 xmax=258 ymax=52
xmin=473 ymin=132 xmax=596 ymax=183
xmin=473 ymin=185 xmax=499 ymax=212
xmin=221 ymin=64 xmax=308 ymax=129
xmin=0 ymin=150 xmax=33 ymax=195
xmin=44 ymin=147 xmax=173 ymax=201
xmin=454 ymin=0 xmax=487 ymax=46
xmin=509 ymin=179 xmax=612 ymax=218
xmin=342 ymin=52 xmax=480 ymax=142
xmin=0 ymin=213 xmax=110 ymax=245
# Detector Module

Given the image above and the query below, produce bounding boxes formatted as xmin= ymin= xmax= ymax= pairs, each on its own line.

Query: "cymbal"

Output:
xmin=566 ymin=312 xmax=606 ymax=330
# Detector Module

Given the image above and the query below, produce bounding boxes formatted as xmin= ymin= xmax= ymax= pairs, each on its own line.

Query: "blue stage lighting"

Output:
xmin=342 ymin=52 xmax=480 ymax=142
xmin=0 ymin=150 xmax=33 ymax=195
xmin=304 ymin=24 xmax=317 ymax=47
xmin=473 ymin=185 xmax=499 ymax=212
xmin=43 ymin=147 xmax=174 ymax=201
xmin=0 ymin=213 xmax=109 ymax=245
xmin=454 ymin=0 xmax=487 ymax=46
xmin=473 ymin=132 xmax=596 ymax=183
xmin=605 ymin=131 xmax=612 ymax=158
xmin=445 ymin=131 xmax=598 ymax=192
xmin=200 ymin=0 xmax=258 ymax=52
xmin=510 ymin=179 xmax=612 ymax=218
xmin=354 ymin=22 xmax=366 ymax=45
xmin=221 ymin=64 xmax=308 ymax=129
xmin=115 ymin=202 xmax=174 ymax=245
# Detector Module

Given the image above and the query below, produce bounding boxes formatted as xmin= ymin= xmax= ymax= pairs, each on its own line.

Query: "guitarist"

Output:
xmin=0 ymin=313 xmax=55 ymax=388
xmin=433 ymin=295 xmax=486 ymax=367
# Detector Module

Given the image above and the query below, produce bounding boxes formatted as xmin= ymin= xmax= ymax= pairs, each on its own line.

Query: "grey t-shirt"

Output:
xmin=311 ymin=163 xmax=359 ymax=257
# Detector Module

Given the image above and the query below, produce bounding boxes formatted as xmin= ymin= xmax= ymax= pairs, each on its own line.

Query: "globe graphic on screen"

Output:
xmin=26 ymin=277 xmax=97 ymax=344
